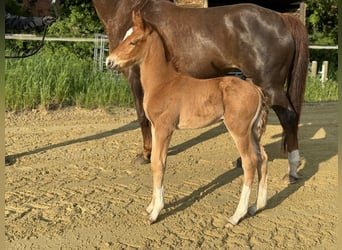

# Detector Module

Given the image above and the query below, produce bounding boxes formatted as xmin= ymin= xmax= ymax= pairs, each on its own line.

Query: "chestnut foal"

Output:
xmin=106 ymin=12 xmax=269 ymax=226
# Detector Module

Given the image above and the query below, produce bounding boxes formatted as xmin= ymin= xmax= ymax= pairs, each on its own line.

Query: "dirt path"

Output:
xmin=5 ymin=103 xmax=337 ymax=249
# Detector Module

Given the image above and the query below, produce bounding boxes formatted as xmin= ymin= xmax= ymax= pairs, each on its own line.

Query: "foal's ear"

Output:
xmin=132 ymin=11 xmax=145 ymax=30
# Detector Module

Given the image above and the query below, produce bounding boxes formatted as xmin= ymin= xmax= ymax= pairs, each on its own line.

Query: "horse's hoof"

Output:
xmin=146 ymin=217 xmax=157 ymax=225
xmin=225 ymin=223 xmax=234 ymax=228
xmin=131 ymin=153 xmax=150 ymax=165
xmin=225 ymin=221 xmax=236 ymax=228
xmin=282 ymin=174 xmax=300 ymax=184
xmin=225 ymin=217 xmax=238 ymax=228
xmin=248 ymin=206 xmax=257 ymax=216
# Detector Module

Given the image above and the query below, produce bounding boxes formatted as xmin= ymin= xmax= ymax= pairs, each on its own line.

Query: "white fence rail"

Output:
xmin=5 ymin=34 xmax=95 ymax=42
xmin=5 ymin=34 xmax=339 ymax=49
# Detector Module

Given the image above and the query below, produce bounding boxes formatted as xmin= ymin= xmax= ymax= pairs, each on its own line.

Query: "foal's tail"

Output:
xmin=253 ymin=87 xmax=268 ymax=143
xmin=281 ymin=13 xmax=309 ymax=119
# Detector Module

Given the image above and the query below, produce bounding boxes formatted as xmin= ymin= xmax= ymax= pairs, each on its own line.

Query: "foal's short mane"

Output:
xmin=144 ymin=19 xmax=182 ymax=72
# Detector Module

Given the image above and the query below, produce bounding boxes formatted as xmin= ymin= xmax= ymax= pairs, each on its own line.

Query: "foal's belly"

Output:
xmin=177 ymin=116 xmax=223 ymax=130
xmin=177 ymin=105 xmax=224 ymax=129
xmin=175 ymin=82 xmax=225 ymax=129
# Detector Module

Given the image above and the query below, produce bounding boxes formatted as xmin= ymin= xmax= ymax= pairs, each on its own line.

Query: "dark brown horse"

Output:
xmin=107 ymin=12 xmax=269 ymax=225
xmin=92 ymin=0 xmax=309 ymax=182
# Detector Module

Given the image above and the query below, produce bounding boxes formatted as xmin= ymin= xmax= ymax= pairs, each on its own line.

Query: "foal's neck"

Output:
xmin=140 ymin=31 xmax=177 ymax=89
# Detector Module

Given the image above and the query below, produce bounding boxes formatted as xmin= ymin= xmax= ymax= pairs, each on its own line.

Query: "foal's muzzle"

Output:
xmin=105 ymin=56 xmax=120 ymax=71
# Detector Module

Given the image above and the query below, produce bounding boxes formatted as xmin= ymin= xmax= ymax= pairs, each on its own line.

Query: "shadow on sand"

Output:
xmin=5 ymin=120 xmax=139 ymax=166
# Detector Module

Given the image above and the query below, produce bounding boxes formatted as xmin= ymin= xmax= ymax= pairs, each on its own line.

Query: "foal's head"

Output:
xmin=106 ymin=12 xmax=152 ymax=71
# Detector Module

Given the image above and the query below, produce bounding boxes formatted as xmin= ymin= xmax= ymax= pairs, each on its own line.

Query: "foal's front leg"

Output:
xmin=146 ymin=124 xmax=173 ymax=224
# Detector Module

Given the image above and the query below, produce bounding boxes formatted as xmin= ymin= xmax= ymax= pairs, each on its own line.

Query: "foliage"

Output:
xmin=5 ymin=0 xmax=22 ymax=15
xmin=5 ymin=52 xmax=133 ymax=111
xmin=44 ymin=1 xmax=104 ymax=58
xmin=305 ymin=0 xmax=338 ymax=81
xmin=304 ymin=77 xmax=338 ymax=102
xmin=5 ymin=0 xmax=104 ymax=59
xmin=309 ymin=49 xmax=337 ymax=80
xmin=306 ymin=0 xmax=338 ymax=45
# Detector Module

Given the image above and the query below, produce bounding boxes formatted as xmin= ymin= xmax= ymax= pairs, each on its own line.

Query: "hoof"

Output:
xmin=146 ymin=216 xmax=157 ymax=225
xmin=225 ymin=222 xmax=235 ymax=228
xmin=225 ymin=217 xmax=238 ymax=228
xmin=131 ymin=153 xmax=150 ymax=165
xmin=282 ymin=174 xmax=300 ymax=184
xmin=225 ymin=221 xmax=236 ymax=228
xmin=248 ymin=206 xmax=257 ymax=216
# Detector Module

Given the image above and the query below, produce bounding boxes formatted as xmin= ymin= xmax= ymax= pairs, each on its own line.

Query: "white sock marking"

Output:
xmin=229 ymin=184 xmax=251 ymax=225
xmin=288 ymin=149 xmax=300 ymax=178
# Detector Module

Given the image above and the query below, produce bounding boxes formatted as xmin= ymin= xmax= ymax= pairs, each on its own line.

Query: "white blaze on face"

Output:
xmin=123 ymin=27 xmax=133 ymax=41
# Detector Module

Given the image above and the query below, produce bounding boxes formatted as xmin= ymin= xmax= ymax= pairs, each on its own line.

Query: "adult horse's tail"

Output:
xmin=281 ymin=14 xmax=309 ymax=119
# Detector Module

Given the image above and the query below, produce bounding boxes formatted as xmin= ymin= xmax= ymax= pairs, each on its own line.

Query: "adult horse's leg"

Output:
xmin=127 ymin=65 xmax=152 ymax=165
xmin=272 ymin=103 xmax=301 ymax=183
xmin=266 ymin=84 xmax=301 ymax=184
xmin=226 ymin=134 xmax=258 ymax=227
xmin=275 ymin=13 xmax=309 ymax=183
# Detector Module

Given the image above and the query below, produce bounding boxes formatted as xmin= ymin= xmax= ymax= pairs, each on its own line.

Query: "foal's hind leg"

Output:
xmin=225 ymin=133 xmax=258 ymax=227
xmin=248 ymin=145 xmax=268 ymax=215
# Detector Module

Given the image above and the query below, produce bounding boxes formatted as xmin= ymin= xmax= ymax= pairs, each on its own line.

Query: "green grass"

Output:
xmin=5 ymin=51 xmax=338 ymax=112
xmin=304 ymin=76 xmax=338 ymax=102
xmin=5 ymin=52 xmax=133 ymax=111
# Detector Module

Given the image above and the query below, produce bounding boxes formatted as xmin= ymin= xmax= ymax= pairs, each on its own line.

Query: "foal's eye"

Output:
xmin=129 ymin=41 xmax=138 ymax=46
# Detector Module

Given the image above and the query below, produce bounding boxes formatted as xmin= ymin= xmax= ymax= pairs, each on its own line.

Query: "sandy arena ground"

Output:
xmin=5 ymin=103 xmax=337 ymax=249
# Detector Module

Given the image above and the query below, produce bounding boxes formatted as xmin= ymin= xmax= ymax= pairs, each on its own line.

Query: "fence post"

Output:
xmin=299 ymin=2 xmax=306 ymax=25
xmin=311 ymin=61 xmax=317 ymax=77
xmin=321 ymin=61 xmax=328 ymax=84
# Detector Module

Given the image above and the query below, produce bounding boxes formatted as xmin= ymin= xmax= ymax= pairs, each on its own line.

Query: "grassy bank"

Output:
xmin=5 ymin=52 xmax=338 ymax=112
